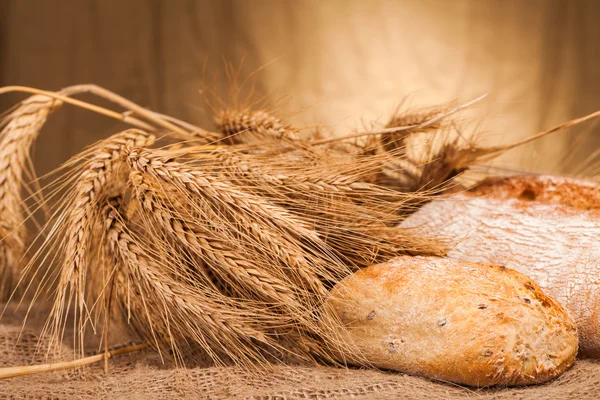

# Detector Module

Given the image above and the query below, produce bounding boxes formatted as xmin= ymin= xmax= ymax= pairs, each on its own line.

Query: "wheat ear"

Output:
xmin=103 ymin=196 xmax=287 ymax=366
xmin=125 ymin=147 xmax=349 ymax=294
xmin=215 ymin=109 xmax=300 ymax=144
xmin=0 ymin=95 xmax=62 ymax=300
xmin=42 ymin=130 xmax=154 ymax=358
xmin=124 ymin=147 xmax=320 ymax=243
xmin=207 ymin=147 xmax=444 ymax=264
xmin=128 ymin=171 xmax=303 ymax=305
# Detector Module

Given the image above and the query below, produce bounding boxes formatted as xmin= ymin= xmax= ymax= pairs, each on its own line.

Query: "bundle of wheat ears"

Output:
xmin=0 ymin=79 xmax=598 ymax=380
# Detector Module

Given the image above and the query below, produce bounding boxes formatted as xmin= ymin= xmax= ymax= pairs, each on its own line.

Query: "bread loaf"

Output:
xmin=325 ymin=256 xmax=578 ymax=387
xmin=400 ymin=175 xmax=600 ymax=356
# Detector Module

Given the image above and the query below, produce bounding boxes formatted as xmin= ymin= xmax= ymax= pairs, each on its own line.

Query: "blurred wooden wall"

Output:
xmin=0 ymin=0 xmax=599 ymax=176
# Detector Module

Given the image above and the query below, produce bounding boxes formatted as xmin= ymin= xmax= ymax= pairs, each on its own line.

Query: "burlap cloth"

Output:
xmin=0 ymin=304 xmax=598 ymax=399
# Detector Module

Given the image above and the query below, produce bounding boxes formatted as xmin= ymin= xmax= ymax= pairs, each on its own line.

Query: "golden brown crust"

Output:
xmin=401 ymin=185 xmax=600 ymax=356
xmin=326 ymin=256 xmax=578 ymax=387
xmin=469 ymin=175 xmax=600 ymax=210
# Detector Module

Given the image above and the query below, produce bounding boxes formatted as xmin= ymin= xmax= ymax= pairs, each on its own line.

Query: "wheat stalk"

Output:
xmin=311 ymin=94 xmax=487 ymax=146
xmin=0 ymin=342 xmax=148 ymax=380
xmin=0 ymin=85 xmax=221 ymax=142
xmin=126 ymin=166 xmax=339 ymax=351
xmin=41 ymin=129 xmax=154 ymax=358
xmin=175 ymin=145 xmax=444 ymax=274
xmin=128 ymin=171 xmax=303 ymax=305
xmin=215 ymin=109 xmax=300 ymax=144
xmin=102 ymin=195 xmax=291 ymax=365
xmin=0 ymin=94 xmax=62 ymax=300
xmin=124 ymin=147 xmax=358 ymax=293
xmin=204 ymin=147 xmax=444 ymax=263
xmin=123 ymin=147 xmax=321 ymax=242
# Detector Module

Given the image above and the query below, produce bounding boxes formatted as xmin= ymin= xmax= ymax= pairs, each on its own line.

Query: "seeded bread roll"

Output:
xmin=325 ymin=256 xmax=578 ymax=387
xmin=400 ymin=175 xmax=600 ymax=356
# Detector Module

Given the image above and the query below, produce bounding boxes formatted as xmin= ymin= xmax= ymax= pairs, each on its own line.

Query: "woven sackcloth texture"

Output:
xmin=0 ymin=305 xmax=599 ymax=400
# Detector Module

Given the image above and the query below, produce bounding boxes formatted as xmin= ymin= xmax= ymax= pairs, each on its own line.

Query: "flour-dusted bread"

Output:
xmin=325 ymin=256 xmax=578 ymax=387
xmin=400 ymin=175 xmax=600 ymax=356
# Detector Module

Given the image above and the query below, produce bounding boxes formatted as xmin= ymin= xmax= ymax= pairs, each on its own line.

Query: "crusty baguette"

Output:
xmin=400 ymin=175 xmax=600 ymax=356
xmin=325 ymin=256 xmax=578 ymax=387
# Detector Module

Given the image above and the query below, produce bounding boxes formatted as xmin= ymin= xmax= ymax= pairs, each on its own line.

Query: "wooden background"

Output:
xmin=0 ymin=0 xmax=599 ymax=177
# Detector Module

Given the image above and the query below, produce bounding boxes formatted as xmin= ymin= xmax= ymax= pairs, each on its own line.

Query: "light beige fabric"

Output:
xmin=0 ymin=0 xmax=598 ymax=175
xmin=1 ymin=1 xmax=599 ymax=398
xmin=1 ymin=320 xmax=600 ymax=399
